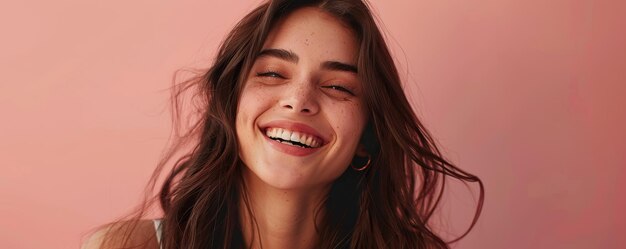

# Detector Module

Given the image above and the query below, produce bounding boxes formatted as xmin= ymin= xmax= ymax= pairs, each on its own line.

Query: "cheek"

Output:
xmin=237 ymin=85 xmax=268 ymax=123
xmin=236 ymin=86 xmax=262 ymax=165
xmin=235 ymin=88 xmax=257 ymax=143
xmin=236 ymin=83 xmax=276 ymax=149
xmin=332 ymin=102 xmax=368 ymax=144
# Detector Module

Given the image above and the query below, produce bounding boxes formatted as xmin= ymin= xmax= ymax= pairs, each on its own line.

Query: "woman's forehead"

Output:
xmin=261 ymin=7 xmax=358 ymax=65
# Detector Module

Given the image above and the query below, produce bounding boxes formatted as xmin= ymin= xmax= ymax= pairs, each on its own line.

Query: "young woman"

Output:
xmin=83 ymin=0 xmax=484 ymax=248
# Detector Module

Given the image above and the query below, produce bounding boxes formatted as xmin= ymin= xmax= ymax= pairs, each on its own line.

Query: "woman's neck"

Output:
xmin=239 ymin=169 xmax=329 ymax=249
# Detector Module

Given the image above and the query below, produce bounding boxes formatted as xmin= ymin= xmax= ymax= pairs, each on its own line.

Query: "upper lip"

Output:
xmin=259 ymin=120 xmax=328 ymax=145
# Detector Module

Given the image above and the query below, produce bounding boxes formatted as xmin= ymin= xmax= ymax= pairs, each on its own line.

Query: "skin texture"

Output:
xmin=235 ymin=7 xmax=368 ymax=249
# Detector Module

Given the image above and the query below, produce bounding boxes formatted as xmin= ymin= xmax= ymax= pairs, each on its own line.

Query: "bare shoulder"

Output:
xmin=82 ymin=219 xmax=159 ymax=249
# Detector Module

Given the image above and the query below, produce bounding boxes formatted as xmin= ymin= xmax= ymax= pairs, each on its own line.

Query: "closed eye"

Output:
xmin=322 ymin=85 xmax=355 ymax=96
xmin=256 ymin=71 xmax=285 ymax=79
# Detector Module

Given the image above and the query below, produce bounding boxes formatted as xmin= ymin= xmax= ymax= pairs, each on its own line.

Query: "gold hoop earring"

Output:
xmin=351 ymin=154 xmax=371 ymax=171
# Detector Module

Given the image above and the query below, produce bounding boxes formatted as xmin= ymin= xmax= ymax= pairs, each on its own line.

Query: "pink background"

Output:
xmin=1 ymin=0 xmax=624 ymax=248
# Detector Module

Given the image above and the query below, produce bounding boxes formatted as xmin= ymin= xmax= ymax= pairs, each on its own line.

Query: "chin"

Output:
xmin=259 ymin=164 xmax=314 ymax=190
xmin=242 ymin=161 xmax=326 ymax=191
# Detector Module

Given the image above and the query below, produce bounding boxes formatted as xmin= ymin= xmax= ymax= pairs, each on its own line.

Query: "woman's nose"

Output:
xmin=278 ymin=82 xmax=319 ymax=115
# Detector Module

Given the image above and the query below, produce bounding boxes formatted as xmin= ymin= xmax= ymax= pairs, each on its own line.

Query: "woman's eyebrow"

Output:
xmin=257 ymin=48 xmax=299 ymax=63
xmin=321 ymin=61 xmax=358 ymax=74
xmin=256 ymin=48 xmax=357 ymax=73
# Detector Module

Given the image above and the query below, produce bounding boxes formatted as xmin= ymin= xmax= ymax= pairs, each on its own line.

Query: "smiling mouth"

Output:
xmin=263 ymin=127 xmax=323 ymax=149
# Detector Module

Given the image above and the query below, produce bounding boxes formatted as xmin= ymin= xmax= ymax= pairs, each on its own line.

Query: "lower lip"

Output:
xmin=262 ymin=132 xmax=322 ymax=157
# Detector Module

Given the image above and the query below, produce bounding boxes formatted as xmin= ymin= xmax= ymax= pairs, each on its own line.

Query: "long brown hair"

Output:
xmin=95 ymin=0 xmax=484 ymax=248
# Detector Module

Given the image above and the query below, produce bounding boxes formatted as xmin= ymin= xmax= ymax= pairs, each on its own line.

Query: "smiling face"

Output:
xmin=235 ymin=7 xmax=368 ymax=190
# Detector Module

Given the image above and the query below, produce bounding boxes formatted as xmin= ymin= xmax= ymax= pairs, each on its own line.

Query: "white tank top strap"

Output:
xmin=153 ymin=219 xmax=163 ymax=249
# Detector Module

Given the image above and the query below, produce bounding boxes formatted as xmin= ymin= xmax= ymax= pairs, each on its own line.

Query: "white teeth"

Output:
xmin=290 ymin=132 xmax=301 ymax=143
xmin=280 ymin=130 xmax=291 ymax=141
xmin=299 ymin=133 xmax=307 ymax=143
xmin=264 ymin=127 xmax=322 ymax=148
